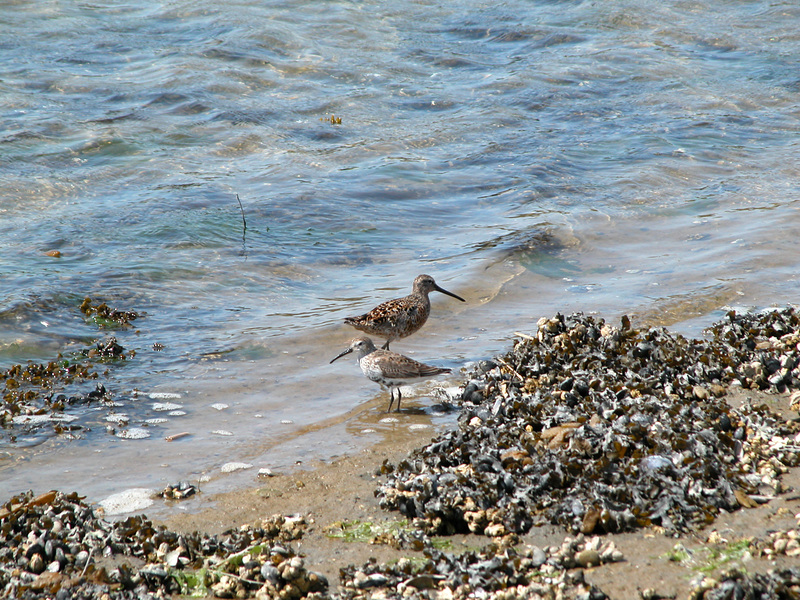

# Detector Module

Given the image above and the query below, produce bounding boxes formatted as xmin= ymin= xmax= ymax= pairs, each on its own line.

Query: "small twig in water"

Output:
xmin=236 ymin=194 xmax=247 ymax=257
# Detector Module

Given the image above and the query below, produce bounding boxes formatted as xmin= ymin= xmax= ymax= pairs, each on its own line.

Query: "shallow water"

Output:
xmin=2 ymin=0 xmax=799 ymax=511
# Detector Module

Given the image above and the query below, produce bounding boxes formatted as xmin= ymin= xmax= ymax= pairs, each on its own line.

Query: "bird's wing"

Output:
xmin=375 ymin=352 xmax=449 ymax=379
xmin=360 ymin=298 xmax=407 ymax=326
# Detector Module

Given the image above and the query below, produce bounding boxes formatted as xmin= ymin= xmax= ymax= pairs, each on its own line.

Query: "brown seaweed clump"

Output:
xmin=0 ymin=358 xmax=104 ymax=434
xmin=0 ymin=336 xmax=131 ymax=438
xmin=0 ymin=298 xmax=135 ymax=437
xmin=80 ymin=297 xmax=139 ymax=327
xmin=376 ymin=309 xmax=800 ymax=536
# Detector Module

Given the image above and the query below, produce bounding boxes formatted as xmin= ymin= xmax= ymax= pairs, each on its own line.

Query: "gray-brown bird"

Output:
xmin=330 ymin=336 xmax=451 ymax=412
xmin=344 ymin=274 xmax=464 ymax=350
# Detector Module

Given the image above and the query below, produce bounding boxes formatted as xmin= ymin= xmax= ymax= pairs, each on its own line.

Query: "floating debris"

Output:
xmin=212 ymin=430 xmax=234 ymax=436
xmin=211 ymin=403 xmax=229 ymax=410
xmin=377 ymin=310 xmax=800 ymax=536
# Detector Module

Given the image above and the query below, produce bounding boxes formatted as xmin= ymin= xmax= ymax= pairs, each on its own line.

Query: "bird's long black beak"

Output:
xmin=435 ymin=284 xmax=465 ymax=303
xmin=330 ymin=347 xmax=353 ymax=364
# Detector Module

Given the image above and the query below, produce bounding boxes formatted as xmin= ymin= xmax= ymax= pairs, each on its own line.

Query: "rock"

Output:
xmin=530 ymin=546 xmax=547 ymax=568
xmin=406 ymin=574 xmax=437 ymax=589
xmin=353 ymin=570 xmax=389 ymax=589
xmin=484 ymin=523 xmax=507 ymax=537
xmin=31 ymin=571 xmax=64 ymax=591
xmin=28 ymin=553 xmax=45 ymax=574
xmin=211 ymin=574 xmax=238 ymax=598
xmin=576 ymin=549 xmax=601 ymax=568
xmin=261 ymin=564 xmax=280 ymax=584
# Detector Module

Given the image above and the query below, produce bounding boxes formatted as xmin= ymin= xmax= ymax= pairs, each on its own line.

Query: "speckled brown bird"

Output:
xmin=344 ymin=274 xmax=465 ymax=350
xmin=330 ymin=336 xmax=451 ymax=412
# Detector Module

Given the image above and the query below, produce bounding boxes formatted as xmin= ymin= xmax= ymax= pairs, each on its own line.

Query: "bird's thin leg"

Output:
xmin=381 ymin=339 xmax=391 ymax=350
xmin=395 ymin=388 xmax=402 ymax=413
xmin=386 ymin=388 xmax=395 ymax=412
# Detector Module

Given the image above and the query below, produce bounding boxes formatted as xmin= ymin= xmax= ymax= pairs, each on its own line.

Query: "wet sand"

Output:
xmin=158 ymin=387 xmax=800 ymax=599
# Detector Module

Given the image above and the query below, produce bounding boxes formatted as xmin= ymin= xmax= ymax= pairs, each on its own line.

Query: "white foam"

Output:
xmin=99 ymin=488 xmax=155 ymax=515
xmin=12 ymin=414 xmax=77 ymax=425
xmin=152 ymin=402 xmax=183 ymax=412
xmin=115 ymin=428 xmax=151 ymax=440
xmin=220 ymin=462 xmax=253 ymax=473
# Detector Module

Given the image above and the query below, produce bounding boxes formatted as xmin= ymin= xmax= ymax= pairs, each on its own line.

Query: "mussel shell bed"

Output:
xmin=377 ymin=309 xmax=800 ymax=537
xmin=0 ymin=490 xmax=318 ymax=599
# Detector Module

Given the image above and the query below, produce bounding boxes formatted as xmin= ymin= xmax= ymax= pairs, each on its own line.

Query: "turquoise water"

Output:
xmin=2 ymin=0 xmax=800 ymax=508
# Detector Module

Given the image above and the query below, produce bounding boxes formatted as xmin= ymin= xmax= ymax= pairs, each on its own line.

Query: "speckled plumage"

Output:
xmin=330 ymin=336 xmax=451 ymax=412
xmin=344 ymin=274 xmax=465 ymax=349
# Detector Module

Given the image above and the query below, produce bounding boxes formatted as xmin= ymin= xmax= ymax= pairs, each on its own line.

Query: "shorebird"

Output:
xmin=344 ymin=274 xmax=465 ymax=349
xmin=330 ymin=336 xmax=451 ymax=412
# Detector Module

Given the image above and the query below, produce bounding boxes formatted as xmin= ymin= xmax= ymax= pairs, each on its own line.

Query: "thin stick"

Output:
xmin=495 ymin=356 xmax=524 ymax=381
xmin=513 ymin=331 xmax=536 ymax=341
xmin=236 ymin=194 xmax=247 ymax=257
xmin=81 ymin=532 xmax=112 ymax=578
xmin=236 ymin=194 xmax=247 ymax=234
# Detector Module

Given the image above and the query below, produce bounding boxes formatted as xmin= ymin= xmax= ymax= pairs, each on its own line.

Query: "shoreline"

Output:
xmin=4 ymin=309 xmax=800 ymax=599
